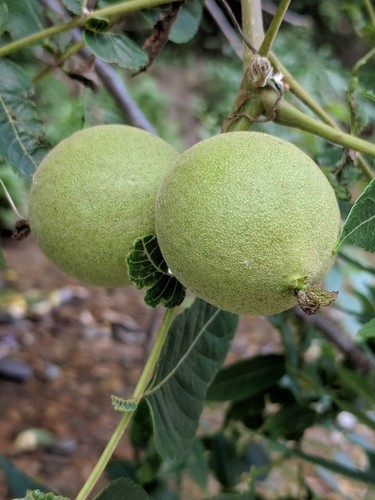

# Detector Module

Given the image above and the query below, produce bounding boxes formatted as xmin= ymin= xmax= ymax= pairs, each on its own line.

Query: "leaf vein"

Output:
xmin=146 ymin=308 xmax=222 ymax=394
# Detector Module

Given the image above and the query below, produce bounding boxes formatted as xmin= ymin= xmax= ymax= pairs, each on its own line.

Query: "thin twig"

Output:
xmin=262 ymin=0 xmax=312 ymax=28
xmin=258 ymin=0 xmax=291 ymax=56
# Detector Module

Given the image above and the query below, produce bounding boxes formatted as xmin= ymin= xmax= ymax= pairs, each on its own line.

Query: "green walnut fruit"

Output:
xmin=29 ymin=125 xmax=179 ymax=287
xmin=155 ymin=131 xmax=341 ymax=316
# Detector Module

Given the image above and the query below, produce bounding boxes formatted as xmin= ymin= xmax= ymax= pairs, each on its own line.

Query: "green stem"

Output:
xmin=269 ymin=53 xmax=339 ymax=129
xmin=258 ymin=0 xmax=291 ymax=56
xmin=364 ymin=0 xmax=375 ymax=28
xmin=352 ymin=46 xmax=375 ymax=74
xmin=0 ymin=0 xmax=177 ymax=58
xmin=33 ymin=40 xmax=85 ymax=84
xmin=75 ymin=307 xmax=175 ymax=500
xmin=223 ymin=92 xmax=264 ymax=132
xmin=261 ymin=88 xmax=375 ymax=169
xmin=269 ymin=53 xmax=373 ymax=178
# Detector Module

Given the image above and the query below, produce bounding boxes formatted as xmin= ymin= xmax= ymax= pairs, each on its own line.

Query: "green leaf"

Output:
xmin=206 ymin=354 xmax=285 ymax=402
xmin=0 ymin=455 xmax=47 ymax=498
xmin=3 ymin=0 xmax=44 ymax=39
xmin=126 ymin=235 xmax=186 ymax=308
xmin=83 ymin=31 xmax=148 ymax=71
xmin=208 ymin=433 xmax=244 ymax=489
xmin=185 ymin=437 xmax=208 ymax=490
xmin=130 ymin=399 xmax=153 ymax=449
xmin=336 ymin=365 xmax=375 ymax=406
xmin=14 ymin=491 xmax=70 ymax=500
xmin=93 ymin=477 xmax=151 ymax=500
xmin=0 ymin=59 xmax=49 ymax=185
xmin=263 ymin=402 xmax=317 ymax=441
xmin=225 ymin=391 xmax=265 ymax=427
xmin=62 ymin=0 xmax=83 ymax=16
xmin=0 ymin=1 xmax=8 ymax=37
xmin=106 ymin=459 xmax=137 ymax=482
xmin=169 ymin=0 xmax=203 ymax=44
xmin=334 ymin=178 xmax=375 ymax=253
xmin=358 ymin=317 xmax=375 ymax=339
xmin=145 ymin=298 xmax=238 ymax=459
xmin=85 ymin=17 xmax=110 ymax=32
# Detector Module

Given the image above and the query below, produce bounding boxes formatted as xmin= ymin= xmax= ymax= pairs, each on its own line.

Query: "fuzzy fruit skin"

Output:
xmin=29 ymin=125 xmax=179 ymax=287
xmin=155 ymin=132 xmax=341 ymax=316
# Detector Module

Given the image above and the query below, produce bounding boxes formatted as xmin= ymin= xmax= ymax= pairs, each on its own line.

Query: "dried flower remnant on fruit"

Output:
xmin=293 ymin=282 xmax=338 ymax=315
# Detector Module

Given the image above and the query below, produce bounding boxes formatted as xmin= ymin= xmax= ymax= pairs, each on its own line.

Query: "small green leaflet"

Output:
xmin=85 ymin=17 xmax=109 ymax=33
xmin=358 ymin=317 xmax=375 ymax=340
xmin=126 ymin=235 xmax=186 ymax=308
xmin=169 ymin=0 xmax=203 ymax=44
xmin=111 ymin=395 xmax=138 ymax=412
xmin=83 ymin=30 xmax=148 ymax=71
xmin=14 ymin=491 xmax=70 ymax=500
xmin=62 ymin=0 xmax=83 ymax=16
xmin=334 ymin=178 xmax=375 ymax=253
xmin=3 ymin=0 xmax=44 ymax=39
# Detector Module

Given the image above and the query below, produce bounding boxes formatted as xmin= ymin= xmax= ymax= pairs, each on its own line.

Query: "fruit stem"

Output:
xmin=258 ymin=0 xmax=291 ymax=57
xmin=75 ymin=307 xmax=175 ymax=500
xmin=261 ymin=88 xmax=375 ymax=166
xmin=0 ymin=0 xmax=179 ymax=58
xmin=268 ymin=53 xmax=339 ymax=129
xmin=268 ymin=53 xmax=373 ymax=179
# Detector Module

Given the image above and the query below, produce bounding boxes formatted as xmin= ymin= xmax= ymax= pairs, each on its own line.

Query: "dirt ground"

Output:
xmin=0 ymin=235 xmax=281 ymax=499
